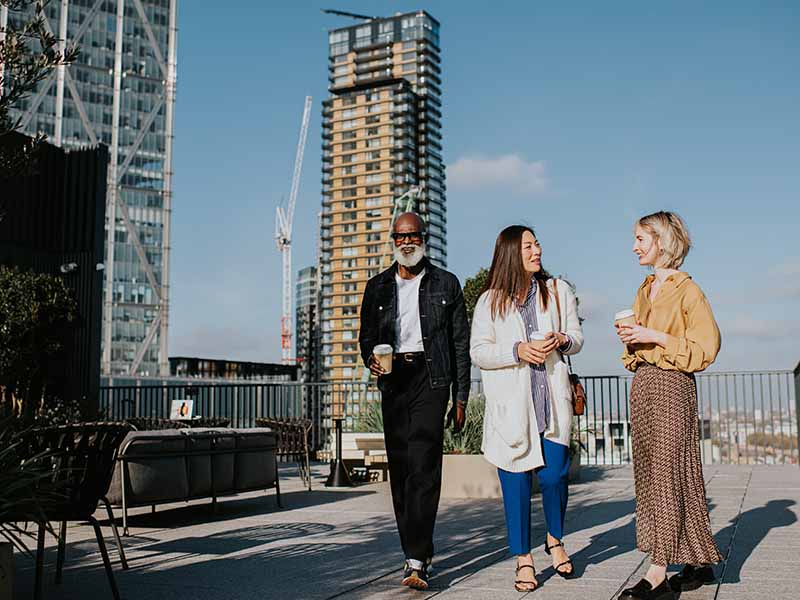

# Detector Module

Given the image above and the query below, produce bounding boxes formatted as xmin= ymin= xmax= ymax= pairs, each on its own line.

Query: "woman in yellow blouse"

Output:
xmin=616 ymin=211 xmax=722 ymax=600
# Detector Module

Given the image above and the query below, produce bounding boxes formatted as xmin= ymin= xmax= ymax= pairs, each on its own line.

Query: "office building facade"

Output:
xmin=296 ymin=265 xmax=321 ymax=382
xmin=2 ymin=0 xmax=178 ymax=377
xmin=320 ymin=10 xmax=446 ymax=381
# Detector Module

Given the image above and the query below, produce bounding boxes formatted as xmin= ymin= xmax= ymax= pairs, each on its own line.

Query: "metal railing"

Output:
xmin=99 ymin=369 xmax=798 ymax=466
xmin=571 ymin=370 xmax=798 ymax=465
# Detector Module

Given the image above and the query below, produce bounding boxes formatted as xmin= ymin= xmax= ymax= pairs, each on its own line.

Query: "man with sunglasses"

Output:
xmin=359 ymin=212 xmax=471 ymax=591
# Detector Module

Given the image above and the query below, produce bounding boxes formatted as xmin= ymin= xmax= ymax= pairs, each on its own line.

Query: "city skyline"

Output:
xmin=166 ymin=2 xmax=799 ymax=375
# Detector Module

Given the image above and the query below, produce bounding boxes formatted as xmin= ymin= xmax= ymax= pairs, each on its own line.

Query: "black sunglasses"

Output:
xmin=391 ymin=231 xmax=424 ymax=242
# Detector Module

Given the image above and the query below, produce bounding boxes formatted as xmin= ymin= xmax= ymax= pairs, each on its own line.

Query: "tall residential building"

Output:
xmin=320 ymin=10 xmax=446 ymax=381
xmin=296 ymin=265 xmax=321 ymax=383
xmin=2 ymin=0 xmax=178 ymax=377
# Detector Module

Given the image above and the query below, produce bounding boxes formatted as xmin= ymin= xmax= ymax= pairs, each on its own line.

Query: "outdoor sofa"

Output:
xmin=106 ymin=427 xmax=280 ymax=534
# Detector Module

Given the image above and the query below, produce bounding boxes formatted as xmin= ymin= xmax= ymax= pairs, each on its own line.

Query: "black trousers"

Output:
xmin=380 ymin=355 xmax=449 ymax=562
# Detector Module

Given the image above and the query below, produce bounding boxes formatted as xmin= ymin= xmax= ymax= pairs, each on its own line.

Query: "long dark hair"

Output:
xmin=482 ymin=225 xmax=552 ymax=320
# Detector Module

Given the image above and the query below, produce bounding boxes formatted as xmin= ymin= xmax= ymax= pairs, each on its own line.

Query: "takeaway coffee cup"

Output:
xmin=373 ymin=344 xmax=394 ymax=374
xmin=530 ymin=333 xmax=548 ymax=351
xmin=615 ymin=309 xmax=636 ymax=328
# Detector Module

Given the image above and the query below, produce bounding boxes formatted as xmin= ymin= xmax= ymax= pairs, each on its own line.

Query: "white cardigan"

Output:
xmin=470 ymin=279 xmax=584 ymax=473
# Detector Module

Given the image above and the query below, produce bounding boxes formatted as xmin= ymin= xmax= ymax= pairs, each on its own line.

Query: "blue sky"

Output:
xmin=169 ymin=1 xmax=799 ymax=374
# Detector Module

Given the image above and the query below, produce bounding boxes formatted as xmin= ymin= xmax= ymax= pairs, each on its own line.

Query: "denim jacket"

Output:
xmin=358 ymin=258 xmax=471 ymax=406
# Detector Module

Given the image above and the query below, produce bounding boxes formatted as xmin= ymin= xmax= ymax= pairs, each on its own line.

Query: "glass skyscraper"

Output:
xmin=296 ymin=265 xmax=321 ymax=383
xmin=320 ymin=10 xmax=446 ymax=381
xmin=3 ymin=0 xmax=178 ymax=376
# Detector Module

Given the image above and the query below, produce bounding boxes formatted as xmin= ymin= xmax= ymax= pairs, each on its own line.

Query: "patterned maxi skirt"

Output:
xmin=630 ymin=364 xmax=722 ymax=566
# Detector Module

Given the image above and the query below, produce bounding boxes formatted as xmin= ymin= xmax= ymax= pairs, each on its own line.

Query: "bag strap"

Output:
xmin=552 ymin=279 xmax=574 ymax=374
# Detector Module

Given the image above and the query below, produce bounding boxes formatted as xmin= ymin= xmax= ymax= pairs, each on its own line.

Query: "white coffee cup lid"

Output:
xmin=373 ymin=344 xmax=393 ymax=355
xmin=531 ymin=333 xmax=547 ymax=341
xmin=615 ymin=309 xmax=635 ymax=320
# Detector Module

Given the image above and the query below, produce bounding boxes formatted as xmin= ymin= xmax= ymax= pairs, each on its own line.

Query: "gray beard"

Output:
xmin=394 ymin=243 xmax=426 ymax=267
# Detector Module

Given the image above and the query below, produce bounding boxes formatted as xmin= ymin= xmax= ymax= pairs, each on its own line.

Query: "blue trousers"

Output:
xmin=497 ymin=438 xmax=571 ymax=555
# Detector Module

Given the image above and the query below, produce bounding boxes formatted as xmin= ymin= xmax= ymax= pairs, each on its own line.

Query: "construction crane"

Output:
xmin=275 ymin=96 xmax=313 ymax=364
xmin=321 ymin=8 xmax=375 ymax=21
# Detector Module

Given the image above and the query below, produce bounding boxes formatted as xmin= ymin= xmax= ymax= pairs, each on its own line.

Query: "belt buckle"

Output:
xmin=403 ymin=353 xmax=415 ymax=363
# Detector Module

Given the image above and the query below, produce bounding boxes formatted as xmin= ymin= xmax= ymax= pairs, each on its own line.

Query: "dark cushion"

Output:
xmin=106 ymin=428 xmax=277 ymax=505
xmin=107 ymin=431 xmax=189 ymax=504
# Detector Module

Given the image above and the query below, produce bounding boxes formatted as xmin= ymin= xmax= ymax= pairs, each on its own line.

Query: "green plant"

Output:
xmin=0 ymin=266 xmax=78 ymax=423
xmin=0 ymin=419 xmax=62 ymax=551
xmin=355 ymin=399 xmax=383 ymax=433
xmin=463 ymin=268 xmax=488 ymax=324
xmin=443 ymin=393 xmax=485 ymax=454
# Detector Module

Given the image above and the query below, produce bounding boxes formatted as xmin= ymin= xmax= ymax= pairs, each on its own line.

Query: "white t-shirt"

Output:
xmin=394 ymin=269 xmax=425 ymax=353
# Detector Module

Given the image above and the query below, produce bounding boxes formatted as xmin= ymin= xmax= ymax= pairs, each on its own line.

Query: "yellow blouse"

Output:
xmin=621 ymin=272 xmax=721 ymax=373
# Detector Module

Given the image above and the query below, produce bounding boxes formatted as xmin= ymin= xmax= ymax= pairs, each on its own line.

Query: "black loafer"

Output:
xmin=620 ymin=578 xmax=675 ymax=600
xmin=669 ymin=564 xmax=716 ymax=591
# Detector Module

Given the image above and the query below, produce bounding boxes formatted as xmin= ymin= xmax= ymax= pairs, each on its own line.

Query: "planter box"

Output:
xmin=440 ymin=453 xmax=582 ymax=499
xmin=0 ymin=542 xmax=12 ymax=600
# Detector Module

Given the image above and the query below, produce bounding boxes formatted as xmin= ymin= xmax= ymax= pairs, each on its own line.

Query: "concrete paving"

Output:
xmin=11 ymin=463 xmax=800 ymax=599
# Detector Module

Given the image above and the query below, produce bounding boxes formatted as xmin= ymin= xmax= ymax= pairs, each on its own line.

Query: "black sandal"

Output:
xmin=544 ymin=538 xmax=575 ymax=578
xmin=514 ymin=562 xmax=538 ymax=592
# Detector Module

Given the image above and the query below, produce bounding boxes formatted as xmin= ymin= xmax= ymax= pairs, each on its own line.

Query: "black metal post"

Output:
xmin=325 ymin=418 xmax=354 ymax=487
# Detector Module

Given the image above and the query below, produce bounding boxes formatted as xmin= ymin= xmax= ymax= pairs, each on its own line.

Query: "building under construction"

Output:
xmin=320 ymin=10 xmax=446 ymax=382
xmin=3 ymin=0 xmax=178 ymax=378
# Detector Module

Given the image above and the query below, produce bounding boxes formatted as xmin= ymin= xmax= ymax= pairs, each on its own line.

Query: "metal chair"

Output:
xmin=256 ymin=417 xmax=313 ymax=490
xmin=10 ymin=422 xmax=132 ymax=600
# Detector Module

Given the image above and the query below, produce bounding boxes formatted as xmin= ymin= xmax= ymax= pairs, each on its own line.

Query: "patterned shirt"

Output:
xmin=513 ymin=279 xmax=573 ymax=434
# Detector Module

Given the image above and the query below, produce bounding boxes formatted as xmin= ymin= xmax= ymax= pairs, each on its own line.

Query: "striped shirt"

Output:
xmin=513 ymin=279 xmax=572 ymax=434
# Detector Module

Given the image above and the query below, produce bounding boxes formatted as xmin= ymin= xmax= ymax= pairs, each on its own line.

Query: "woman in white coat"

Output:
xmin=471 ymin=225 xmax=584 ymax=592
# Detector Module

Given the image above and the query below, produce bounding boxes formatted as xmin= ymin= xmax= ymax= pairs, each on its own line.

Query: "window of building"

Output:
xmin=365 ymin=185 xmax=381 ymax=195
xmin=341 ymin=153 xmax=356 ymax=163
xmin=365 ymin=161 xmax=381 ymax=172
xmin=342 ymin=247 xmax=358 ymax=257
xmin=342 ymin=130 xmax=357 ymax=140
xmin=343 ymin=282 xmax=357 ymax=292
xmin=333 ymin=76 xmax=349 ymax=86
xmin=341 ymin=367 xmax=353 ymax=377
xmin=343 ymin=354 xmax=357 ymax=364
xmin=364 ymin=173 xmax=383 ymax=183
xmin=330 ymin=30 xmax=348 ymax=44
xmin=334 ymin=65 xmax=349 ymax=75
xmin=341 ymin=222 xmax=357 ymax=232
xmin=365 ymin=232 xmax=382 ymax=242
xmin=342 ymin=200 xmax=356 ymax=209
xmin=365 ymin=114 xmax=380 ymax=125
xmin=342 ymin=108 xmax=358 ymax=118
xmin=402 ymin=51 xmax=415 ymax=61
xmin=366 ymin=244 xmax=381 ymax=254
xmin=342 ymin=211 xmax=358 ymax=221
xmin=342 ymin=119 xmax=357 ymax=129
xmin=342 ymin=258 xmax=357 ymax=268
xmin=342 ymin=235 xmax=357 ymax=244
xmin=342 ymin=306 xmax=357 ymax=315
xmin=342 ymin=188 xmax=358 ymax=198
xmin=366 ymin=150 xmax=381 ymax=160
xmin=365 ymin=138 xmax=381 ymax=148
xmin=341 ymin=141 xmax=357 ymax=151
xmin=342 ymin=177 xmax=358 ymax=186
xmin=366 ymin=127 xmax=380 ymax=136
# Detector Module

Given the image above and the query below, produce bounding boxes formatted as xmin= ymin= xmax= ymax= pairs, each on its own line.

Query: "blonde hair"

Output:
xmin=637 ymin=211 xmax=691 ymax=269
